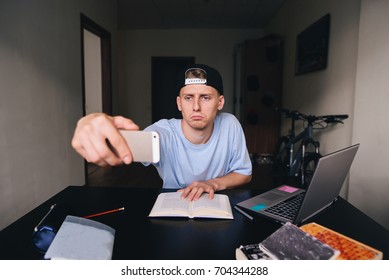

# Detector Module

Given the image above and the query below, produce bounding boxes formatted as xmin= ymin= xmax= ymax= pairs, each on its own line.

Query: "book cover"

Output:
xmin=236 ymin=222 xmax=339 ymax=260
xmin=236 ymin=243 xmax=273 ymax=260
xmin=299 ymin=222 xmax=383 ymax=260
xmin=44 ymin=215 xmax=115 ymax=260
xmin=148 ymin=192 xmax=233 ymax=219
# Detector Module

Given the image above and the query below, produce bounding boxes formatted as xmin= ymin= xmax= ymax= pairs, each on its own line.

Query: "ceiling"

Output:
xmin=117 ymin=0 xmax=287 ymax=29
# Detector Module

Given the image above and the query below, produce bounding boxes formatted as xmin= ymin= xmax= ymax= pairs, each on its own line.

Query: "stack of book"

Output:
xmin=299 ymin=222 xmax=383 ymax=260
xmin=236 ymin=222 xmax=383 ymax=260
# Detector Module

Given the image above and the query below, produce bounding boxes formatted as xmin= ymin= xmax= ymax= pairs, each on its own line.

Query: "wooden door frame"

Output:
xmin=80 ymin=13 xmax=112 ymax=115
xmin=80 ymin=14 xmax=113 ymax=185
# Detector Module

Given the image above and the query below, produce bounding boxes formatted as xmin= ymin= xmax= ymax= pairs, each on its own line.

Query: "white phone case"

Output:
xmin=119 ymin=130 xmax=160 ymax=163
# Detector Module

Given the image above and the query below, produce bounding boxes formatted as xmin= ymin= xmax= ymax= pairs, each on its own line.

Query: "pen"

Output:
xmin=234 ymin=206 xmax=253 ymax=221
xmin=34 ymin=204 xmax=56 ymax=232
xmin=83 ymin=207 xmax=125 ymax=219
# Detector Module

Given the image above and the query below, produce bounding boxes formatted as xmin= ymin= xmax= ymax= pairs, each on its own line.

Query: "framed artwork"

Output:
xmin=295 ymin=14 xmax=330 ymax=75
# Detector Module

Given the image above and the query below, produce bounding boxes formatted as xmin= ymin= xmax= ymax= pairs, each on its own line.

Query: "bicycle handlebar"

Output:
xmin=319 ymin=114 xmax=349 ymax=124
xmin=277 ymin=108 xmax=348 ymax=124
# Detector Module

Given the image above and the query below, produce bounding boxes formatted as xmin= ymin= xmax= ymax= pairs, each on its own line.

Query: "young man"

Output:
xmin=72 ymin=64 xmax=252 ymax=200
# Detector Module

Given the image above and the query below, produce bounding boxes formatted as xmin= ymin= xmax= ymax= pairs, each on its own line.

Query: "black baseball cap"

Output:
xmin=176 ymin=64 xmax=224 ymax=95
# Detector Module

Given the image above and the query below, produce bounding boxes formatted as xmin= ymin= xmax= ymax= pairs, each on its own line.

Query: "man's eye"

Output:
xmin=184 ymin=96 xmax=193 ymax=101
xmin=202 ymin=96 xmax=211 ymax=101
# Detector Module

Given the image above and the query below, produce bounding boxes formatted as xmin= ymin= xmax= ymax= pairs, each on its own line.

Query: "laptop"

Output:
xmin=236 ymin=144 xmax=359 ymax=225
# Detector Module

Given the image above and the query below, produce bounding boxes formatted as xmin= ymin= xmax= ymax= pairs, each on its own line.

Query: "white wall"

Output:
xmin=117 ymin=29 xmax=264 ymax=129
xmin=266 ymin=0 xmax=389 ymax=229
xmin=349 ymin=0 xmax=389 ymax=229
xmin=0 ymin=0 xmax=117 ymax=230
xmin=266 ymin=0 xmax=359 ymax=156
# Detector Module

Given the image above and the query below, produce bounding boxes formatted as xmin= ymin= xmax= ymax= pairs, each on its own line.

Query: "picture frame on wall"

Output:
xmin=295 ymin=13 xmax=330 ymax=75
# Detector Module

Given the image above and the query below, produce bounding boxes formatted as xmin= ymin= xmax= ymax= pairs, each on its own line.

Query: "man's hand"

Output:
xmin=71 ymin=113 xmax=139 ymax=166
xmin=178 ymin=172 xmax=252 ymax=201
xmin=178 ymin=180 xmax=219 ymax=201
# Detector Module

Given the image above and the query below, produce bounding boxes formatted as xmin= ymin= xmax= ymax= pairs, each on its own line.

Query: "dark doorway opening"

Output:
xmin=151 ymin=57 xmax=195 ymax=123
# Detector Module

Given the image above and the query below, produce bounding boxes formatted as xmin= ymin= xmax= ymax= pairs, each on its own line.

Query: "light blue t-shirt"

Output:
xmin=144 ymin=112 xmax=252 ymax=189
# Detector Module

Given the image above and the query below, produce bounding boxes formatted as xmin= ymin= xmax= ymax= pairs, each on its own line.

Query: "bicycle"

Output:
xmin=273 ymin=108 xmax=348 ymax=188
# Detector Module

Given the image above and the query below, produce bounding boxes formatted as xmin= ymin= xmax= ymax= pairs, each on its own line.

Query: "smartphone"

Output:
xmin=119 ymin=130 xmax=160 ymax=163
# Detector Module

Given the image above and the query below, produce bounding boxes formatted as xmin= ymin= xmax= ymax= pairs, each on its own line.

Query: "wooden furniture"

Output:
xmin=240 ymin=35 xmax=283 ymax=156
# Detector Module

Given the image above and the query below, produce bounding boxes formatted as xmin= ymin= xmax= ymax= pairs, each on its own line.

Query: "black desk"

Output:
xmin=1 ymin=186 xmax=388 ymax=260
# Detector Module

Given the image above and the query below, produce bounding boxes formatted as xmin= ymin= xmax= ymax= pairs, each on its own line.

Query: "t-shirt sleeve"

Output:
xmin=226 ymin=115 xmax=252 ymax=176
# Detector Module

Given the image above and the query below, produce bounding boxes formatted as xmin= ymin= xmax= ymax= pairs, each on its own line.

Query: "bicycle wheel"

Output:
xmin=301 ymin=152 xmax=321 ymax=188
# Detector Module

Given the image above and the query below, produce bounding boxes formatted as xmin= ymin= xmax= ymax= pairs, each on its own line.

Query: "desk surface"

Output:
xmin=1 ymin=186 xmax=388 ymax=260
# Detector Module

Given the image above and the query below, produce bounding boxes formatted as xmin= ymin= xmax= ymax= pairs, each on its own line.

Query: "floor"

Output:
xmin=86 ymin=162 xmax=280 ymax=190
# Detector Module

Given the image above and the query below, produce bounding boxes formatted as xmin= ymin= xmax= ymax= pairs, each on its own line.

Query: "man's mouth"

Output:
xmin=191 ymin=115 xmax=203 ymax=121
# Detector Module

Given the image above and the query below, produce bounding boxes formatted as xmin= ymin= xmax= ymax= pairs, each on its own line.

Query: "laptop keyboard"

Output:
xmin=264 ymin=192 xmax=305 ymax=221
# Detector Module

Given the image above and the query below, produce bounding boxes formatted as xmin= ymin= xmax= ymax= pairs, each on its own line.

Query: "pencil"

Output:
xmin=83 ymin=207 xmax=125 ymax=219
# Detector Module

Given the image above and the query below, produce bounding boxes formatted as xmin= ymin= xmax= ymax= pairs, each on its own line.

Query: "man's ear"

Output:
xmin=217 ymin=95 xmax=225 ymax=110
xmin=176 ymin=96 xmax=182 ymax=111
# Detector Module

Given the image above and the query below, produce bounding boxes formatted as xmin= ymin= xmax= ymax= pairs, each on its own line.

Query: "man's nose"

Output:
xmin=193 ymin=97 xmax=200 ymax=111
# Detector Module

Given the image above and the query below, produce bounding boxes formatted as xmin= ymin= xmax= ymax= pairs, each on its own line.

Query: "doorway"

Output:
xmin=151 ymin=57 xmax=195 ymax=122
xmin=80 ymin=14 xmax=112 ymax=184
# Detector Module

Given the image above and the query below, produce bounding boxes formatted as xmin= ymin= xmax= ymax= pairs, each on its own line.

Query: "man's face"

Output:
xmin=177 ymin=84 xmax=224 ymax=131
